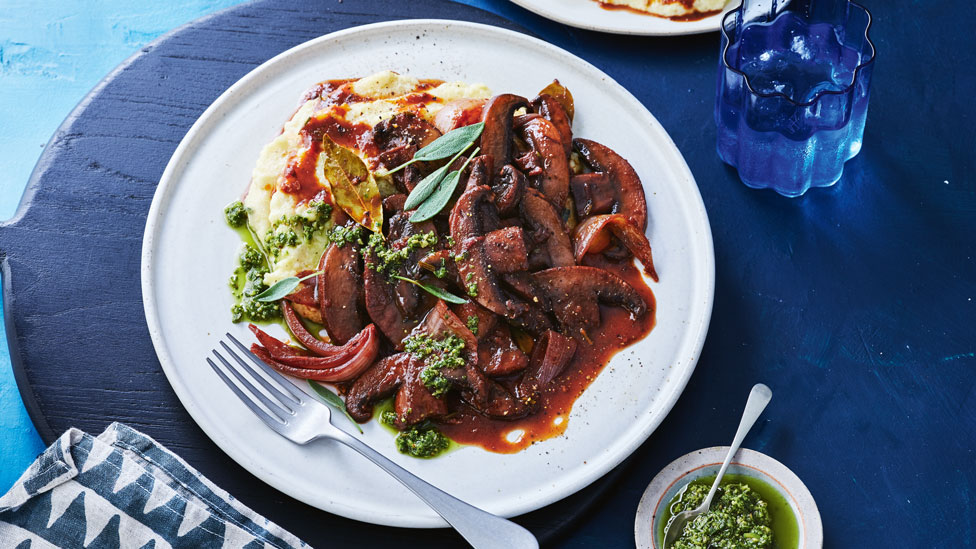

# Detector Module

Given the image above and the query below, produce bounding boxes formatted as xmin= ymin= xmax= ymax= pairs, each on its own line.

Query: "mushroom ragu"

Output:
xmin=226 ymin=73 xmax=657 ymax=457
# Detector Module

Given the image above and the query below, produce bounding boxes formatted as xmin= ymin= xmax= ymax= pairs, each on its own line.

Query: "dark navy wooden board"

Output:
xmin=0 ymin=1 xmax=625 ymax=546
xmin=3 ymin=0 xmax=976 ymax=547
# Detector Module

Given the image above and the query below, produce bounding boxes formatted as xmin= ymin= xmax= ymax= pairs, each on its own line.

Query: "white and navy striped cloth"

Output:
xmin=0 ymin=423 xmax=306 ymax=548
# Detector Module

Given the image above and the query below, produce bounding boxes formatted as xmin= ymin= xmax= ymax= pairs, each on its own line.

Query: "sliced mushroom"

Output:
xmin=449 ymin=158 xmax=500 ymax=242
xmin=451 ymin=300 xmax=499 ymax=342
xmin=382 ymin=193 xmax=407 ymax=214
xmin=516 ymin=115 xmax=570 ymax=210
xmin=569 ymin=172 xmax=616 ymax=217
xmin=532 ymin=94 xmax=573 ymax=157
xmin=531 ymin=266 xmax=647 ymax=338
xmin=364 ymin=259 xmax=418 ymax=349
xmin=456 ymin=236 xmax=529 ymax=320
xmin=574 ymin=214 xmax=658 ymax=281
xmin=491 ymin=165 xmax=526 ymax=216
xmin=395 ymin=359 xmax=449 ymax=428
xmin=483 ymin=226 xmax=529 ymax=274
xmin=374 ymin=112 xmax=442 ymax=193
xmin=519 ymin=188 xmax=575 ymax=268
xmin=480 ymin=323 xmax=530 ymax=377
xmin=573 ymin=138 xmax=647 ymax=231
xmin=480 ymin=94 xmax=529 ymax=165
xmin=373 ymin=111 xmax=442 ymax=151
xmin=346 ymin=353 xmax=410 ymax=422
xmin=319 ymin=242 xmax=366 ymax=344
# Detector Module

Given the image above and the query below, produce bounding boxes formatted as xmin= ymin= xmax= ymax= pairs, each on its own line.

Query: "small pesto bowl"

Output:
xmin=634 ymin=447 xmax=822 ymax=549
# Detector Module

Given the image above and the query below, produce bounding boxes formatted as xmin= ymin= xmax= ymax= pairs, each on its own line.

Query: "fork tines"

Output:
xmin=207 ymin=333 xmax=305 ymax=428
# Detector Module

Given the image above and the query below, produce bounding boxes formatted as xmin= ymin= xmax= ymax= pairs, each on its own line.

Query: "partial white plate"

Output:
xmin=142 ymin=19 xmax=714 ymax=528
xmin=510 ymin=0 xmax=738 ymax=36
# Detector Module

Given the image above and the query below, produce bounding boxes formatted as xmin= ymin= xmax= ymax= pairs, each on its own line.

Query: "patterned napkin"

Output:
xmin=0 ymin=423 xmax=306 ymax=548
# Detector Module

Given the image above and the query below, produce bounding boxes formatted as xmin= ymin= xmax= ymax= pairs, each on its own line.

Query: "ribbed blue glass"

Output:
xmin=716 ymin=0 xmax=876 ymax=197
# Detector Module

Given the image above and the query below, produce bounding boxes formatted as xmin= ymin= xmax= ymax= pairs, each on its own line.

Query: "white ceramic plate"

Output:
xmin=510 ymin=0 xmax=738 ymax=36
xmin=142 ymin=19 xmax=714 ymax=527
xmin=634 ymin=447 xmax=823 ymax=548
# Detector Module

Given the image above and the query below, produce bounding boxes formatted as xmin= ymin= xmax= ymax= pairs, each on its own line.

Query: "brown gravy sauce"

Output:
xmin=439 ymin=256 xmax=656 ymax=453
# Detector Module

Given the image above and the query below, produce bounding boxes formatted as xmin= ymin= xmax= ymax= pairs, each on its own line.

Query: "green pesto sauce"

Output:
xmin=374 ymin=399 xmax=460 ymax=459
xmin=659 ymin=475 xmax=799 ymax=549
xmin=364 ymin=230 xmax=437 ymax=278
xmin=226 ymin=199 xmax=334 ymax=324
xmin=403 ymin=332 xmax=465 ymax=397
xmin=227 ymin=221 xmax=280 ymax=324
xmin=466 ymin=315 xmax=479 ymax=335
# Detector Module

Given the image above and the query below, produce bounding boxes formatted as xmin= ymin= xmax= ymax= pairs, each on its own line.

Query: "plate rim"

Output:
xmin=509 ymin=0 xmax=734 ymax=36
xmin=141 ymin=18 xmax=715 ymax=527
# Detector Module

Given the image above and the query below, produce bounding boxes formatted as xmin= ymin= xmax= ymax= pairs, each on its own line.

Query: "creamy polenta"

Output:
xmin=241 ymin=71 xmax=491 ymax=284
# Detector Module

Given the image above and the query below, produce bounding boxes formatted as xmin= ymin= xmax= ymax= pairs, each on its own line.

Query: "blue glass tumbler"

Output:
xmin=716 ymin=0 xmax=876 ymax=197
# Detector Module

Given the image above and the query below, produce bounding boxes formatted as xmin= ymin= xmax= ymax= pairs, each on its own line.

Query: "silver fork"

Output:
xmin=208 ymin=333 xmax=538 ymax=549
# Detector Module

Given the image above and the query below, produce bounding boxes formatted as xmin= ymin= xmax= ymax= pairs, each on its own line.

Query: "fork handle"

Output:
xmin=326 ymin=429 xmax=538 ymax=549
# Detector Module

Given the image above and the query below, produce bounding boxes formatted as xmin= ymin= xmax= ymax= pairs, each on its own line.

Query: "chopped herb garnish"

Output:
xmin=224 ymin=201 xmax=248 ymax=227
xmin=466 ymin=315 xmax=479 ymax=335
xmin=394 ymin=423 xmax=450 ymax=458
xmin=404 ymin=333 xmax=467 ymax=396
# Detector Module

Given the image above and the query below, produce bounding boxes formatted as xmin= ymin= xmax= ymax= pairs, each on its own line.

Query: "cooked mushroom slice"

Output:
xmin=419 ymin=249 xmax=461 ymax=288
xmin=319 ymin=242 xmax=366 ymax=344
xmin=374 ymin=112 xmax=443 ymax=192
xmin=492 ymin=165 xmax=526 ymax=216
xmin=480 ymin=94 xmax=529 ymax=165
xmin=451 ymin=300 xmax=499 ymax=342
xmin=462 ymin=361 xmax=531 ymax=419
xmin=483 ymin=226 xmax=529 ymax=274
xmin=574 ymin=214 xmax=658 ymax=281
xmin=394 ymin=359 xmax=449 ymax=428
xmin=433 ymin=98 xmax=486 ymax=134
xmin=531 ymin=266 xmax=647 ymax=338
xmin=532 ymin=94 xmax=573 ymax=157
xmin=374 ymin=111 xmax=442 ymax=151
xmin=346 ymin=353 xmax=410 ymax=422
xmin=382 ymin=193 xmax=407 ymax=214
xmin=480 ymin=323 xmax=530 ymax=377
xmin=517 ymin=330 xmax=577 ymax=405
xmin=569 ymin=172 xmax=616 ymax=217
xmin=456 ymin=236 xmax=529 ymax=319
xmin=516 ymin=114 xmax=571 ymax=210
xmin=449 ymin=157 xmax=500 ymax=242
xmin=364 ymin=259 xmax=418 ymax=349
xmin=573 ymin=138 xmax=648 ymax=231
xmin=520 ymin=188 xmax=575 ymax=268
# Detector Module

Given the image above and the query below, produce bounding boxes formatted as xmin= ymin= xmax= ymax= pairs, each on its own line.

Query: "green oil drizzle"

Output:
xmin=657 ymin=474 xmax=799 ymax=549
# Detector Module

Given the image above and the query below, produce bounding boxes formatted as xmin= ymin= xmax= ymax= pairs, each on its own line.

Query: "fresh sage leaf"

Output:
xmin=379 ymin=122 xmax=484 ymax=176
xmin=409 ymin=147 xmax=480 ymax=223
xmin=308 ymin=381 xmax=363 ymax=433
xmin=393 ymin=275 xmax=468 ymax=304
xmin=413 ymin=122 xmax=484 ymax=161
xmin=255 ymin=271 xmax=320 ymax=302
xmin=402 ymin=141 xmax=475 ymax=210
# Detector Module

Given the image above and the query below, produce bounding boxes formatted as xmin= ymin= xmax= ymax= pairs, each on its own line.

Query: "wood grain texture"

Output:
xmin=2 ymin=0 xmax=976 ymax=547
xmin=0 ymin=0 xmax=621 ymax=545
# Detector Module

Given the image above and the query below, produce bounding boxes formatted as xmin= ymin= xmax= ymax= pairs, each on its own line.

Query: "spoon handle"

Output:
xmin=702 ymin=383 xmax=772 ymax=509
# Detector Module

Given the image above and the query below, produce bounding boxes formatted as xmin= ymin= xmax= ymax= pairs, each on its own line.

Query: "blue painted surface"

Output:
xmin=0 ymin=0 xmax=242 ymax=493
xmin=2 ymin=1 xmax=975 ymax=547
